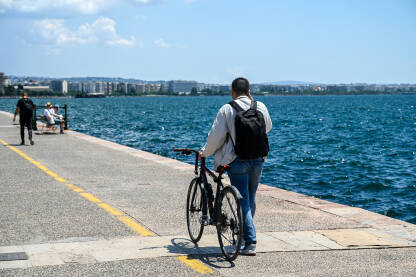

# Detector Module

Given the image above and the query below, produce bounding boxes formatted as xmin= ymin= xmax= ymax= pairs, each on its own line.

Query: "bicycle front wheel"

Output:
xmin=216 ymin=186 xmax=243 ymax=261
xmin=186 ymin=178 xmax=204 ymax=243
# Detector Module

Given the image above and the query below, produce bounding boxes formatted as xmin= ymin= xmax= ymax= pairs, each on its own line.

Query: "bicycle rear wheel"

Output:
xmin=186 ymin=178 xmax=204 ymax=243
xmin=216 ymin=186 xmax=243 ymax=261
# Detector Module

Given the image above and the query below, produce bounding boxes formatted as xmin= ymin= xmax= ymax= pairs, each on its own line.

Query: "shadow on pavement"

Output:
xmin=35 ymin=132 xmax=58 ymax=135
xmin=169 ymin=237 xmax=235 ymax=269
xmin=3 ymin=143 xmax=23 ymax=146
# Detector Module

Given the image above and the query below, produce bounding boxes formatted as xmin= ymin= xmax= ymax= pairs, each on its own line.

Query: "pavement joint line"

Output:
xmin=0 ymin=232 xmax=414 ymax=269
xmin=177 ymin=255 xmax=215 ymax=275
xmin=0 ymin=137 xmax=156 ymax=238
xmin=61 ymin=124 xmax=416 ymax=240
xmin=118 ymin=216 xmax=156 ymax=237
xmin=2 ymin=111 xmax=416 ymax=274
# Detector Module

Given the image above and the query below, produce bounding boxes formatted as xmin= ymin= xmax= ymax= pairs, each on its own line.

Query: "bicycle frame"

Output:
xmin=174 ymin=148 xmax=244 ymax=261
xmin=174 ymin=148 xmax=227 ymax=224
xmin=199 ymin=157 xmax=225 ymax=222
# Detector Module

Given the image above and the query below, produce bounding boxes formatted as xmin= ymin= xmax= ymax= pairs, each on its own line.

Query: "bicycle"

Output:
xmin=173 ymin=148 xmax=243 ymax=261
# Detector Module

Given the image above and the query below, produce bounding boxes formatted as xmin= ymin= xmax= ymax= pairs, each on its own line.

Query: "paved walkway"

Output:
xmin=0 ymin=110 xmax=415 ymax=276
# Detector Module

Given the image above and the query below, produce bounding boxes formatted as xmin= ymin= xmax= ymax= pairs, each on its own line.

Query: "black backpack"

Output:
xmin=228 ymin=100 xmax=269 ymax=160
xmin=20 ymin=99 xmax=34 ymax=117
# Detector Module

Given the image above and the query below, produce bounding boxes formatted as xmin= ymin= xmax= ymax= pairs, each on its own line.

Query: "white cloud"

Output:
xmin=106 ymin=36 xmax=137 ymax=47
xmin=154 ymin=38 xmax=169 ymax=48
xmin=131 ymin=0 xmax=163 ymax=5
xmin=32 ymin=17 xmax=137 ymax=49
xmin=0 ymin=0 xmax=12 ymax=8
xmin=0 ymin=0 xmax=117 ymax=14
xmin=154 ymin=38 xmax=188 ymax=49
xmin=0 ymin=0 xmax=162 ymax=15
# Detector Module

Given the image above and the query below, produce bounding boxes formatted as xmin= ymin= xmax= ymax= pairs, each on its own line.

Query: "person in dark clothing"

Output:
xmin=13 ymin=92 xmax=35 ymax=145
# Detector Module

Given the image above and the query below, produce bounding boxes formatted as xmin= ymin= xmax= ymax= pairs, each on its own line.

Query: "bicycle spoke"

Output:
xmin=217 ymin=186 xmax=243 ymax=261
xmin=224 ymin=194 xmax=238 ymax=222
xmin=221 ymin=232 xmax=236 ymax=246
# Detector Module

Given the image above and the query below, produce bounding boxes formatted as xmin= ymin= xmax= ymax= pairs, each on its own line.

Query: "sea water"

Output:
xmin=1 ymin=95 xmax=415 ymax=223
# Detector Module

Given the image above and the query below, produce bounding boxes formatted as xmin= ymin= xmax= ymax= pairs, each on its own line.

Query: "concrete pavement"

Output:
xmin=1 ymin=110 xmax=415 ymax=276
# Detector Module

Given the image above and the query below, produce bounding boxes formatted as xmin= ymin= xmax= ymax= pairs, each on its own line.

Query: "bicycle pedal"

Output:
xmin=200 ymin=216 xmax=211 ymax=226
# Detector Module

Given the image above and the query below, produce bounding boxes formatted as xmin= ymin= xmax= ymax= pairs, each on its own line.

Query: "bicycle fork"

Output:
xmin=200 ymin=177 xmax=215 ymax=226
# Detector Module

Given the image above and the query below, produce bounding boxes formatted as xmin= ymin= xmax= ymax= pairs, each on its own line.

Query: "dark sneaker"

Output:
xmin=30 ymin=139 xmax=34 ymax=145
xmin=241 ymin=243 xmax=256 ymax=256
xmin=60 ymin=130 xmax=64 ymax=134
xmin=20 ymin=142 xmax=24 ymax=145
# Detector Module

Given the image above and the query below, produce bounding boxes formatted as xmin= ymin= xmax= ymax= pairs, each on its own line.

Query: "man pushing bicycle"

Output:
xmin=200 ymin=77 xmax=272 ymax=256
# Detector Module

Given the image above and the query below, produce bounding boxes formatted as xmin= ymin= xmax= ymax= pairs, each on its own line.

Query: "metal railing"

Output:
xmin=32 ymin=104 xmax=68 ymax=131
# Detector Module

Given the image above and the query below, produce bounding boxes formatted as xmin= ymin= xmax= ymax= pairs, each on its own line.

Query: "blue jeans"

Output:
xmin=227 ymin=157 xmax=264 ymax=245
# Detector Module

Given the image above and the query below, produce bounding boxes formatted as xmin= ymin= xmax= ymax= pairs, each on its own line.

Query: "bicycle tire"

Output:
xmin=186 ymin=178 xmax=204 ymax=243
xmin=216 ymin=186 xmax=243 ymax=261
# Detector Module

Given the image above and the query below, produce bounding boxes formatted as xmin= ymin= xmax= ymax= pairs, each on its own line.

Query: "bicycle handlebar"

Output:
xmin=173 ymin=148 xmax=229 ymax=177
xmin=172 ymin=148 xmax=199 ymax=155
xmin=173 ymin=148 xmax=201 ymax=174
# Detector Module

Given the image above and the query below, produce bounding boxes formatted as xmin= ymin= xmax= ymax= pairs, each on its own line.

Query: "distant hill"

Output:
xmin=8 ymin=75 xmax=166 ymax=84
xmin=258 ymin=81 xmax=317 ymax=85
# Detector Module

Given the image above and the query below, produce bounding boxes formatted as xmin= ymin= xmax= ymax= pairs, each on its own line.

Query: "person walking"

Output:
xmin=200 ymin=77 xmax=272 ymax=256
xmin=13 ymin=92 xmax=35 ymax=145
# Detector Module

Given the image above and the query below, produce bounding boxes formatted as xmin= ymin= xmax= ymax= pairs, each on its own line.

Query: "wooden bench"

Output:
xmin=36 ymin=115 xmax=60 ymax=133
xmin=32 ymin=104 xmax=68 ymax=133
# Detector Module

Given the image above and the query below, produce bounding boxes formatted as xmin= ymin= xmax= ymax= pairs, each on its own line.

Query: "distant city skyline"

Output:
xmin=5 ymin=74 xmax=416 ymax=86
xmin=1 ymin=0 xmax=415 ymax=84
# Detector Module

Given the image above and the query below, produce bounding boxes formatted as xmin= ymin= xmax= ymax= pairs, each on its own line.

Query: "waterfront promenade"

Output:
xmin=1 ymin=111 xmax=415 ymax=276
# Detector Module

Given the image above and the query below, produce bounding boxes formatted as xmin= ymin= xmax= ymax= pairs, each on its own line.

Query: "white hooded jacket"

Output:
xmin=201 ymin=95 xmax=272 ymax=169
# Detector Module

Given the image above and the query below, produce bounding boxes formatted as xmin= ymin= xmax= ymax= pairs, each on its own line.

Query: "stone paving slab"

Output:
xmin=0 ymin=256 xmax=204 ymax=277
xmin=1 ymin=228 xmax=414 ymax=269
xmin=316 ymin=228 xmax=415 ymax=247
xmin=1 ymin=110 xmax=416 ymax=276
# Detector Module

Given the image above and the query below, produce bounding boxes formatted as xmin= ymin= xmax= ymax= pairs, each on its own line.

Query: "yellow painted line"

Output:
xmin=177 ymin=256 xmax=215 ymax=274
xmin=44 ymin=170 xmax=58 ymax=178
xmin=80 ymin=193 xmax=102 ymax=203
xmin=66 ymin=183 xmax=84 ymax=192
xmin=98 ymin=203 xmax=124 ymax=216
xmin=119 ymin=216 xmax=156 ymax=237
xmin=55 ymin=177 xmax=68 ymax=183
xmin=36 ymin=164 xmax=49 ymax=171
xmin=0 ymin=139 xmax=57 ymax=176
xmin=0 ymin=138 xmax=156 ymax=238
xmin=31 ymin=160 xmax=41 ymax=166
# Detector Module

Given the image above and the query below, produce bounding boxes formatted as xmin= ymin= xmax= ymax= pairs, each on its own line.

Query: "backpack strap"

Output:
xmin=250 ymin=101 xmax=257 ymax=110
xmin=226 ymin=132 xmax=235 ymax=148
xmin=228 ymin=101 xmax=244 ymax=112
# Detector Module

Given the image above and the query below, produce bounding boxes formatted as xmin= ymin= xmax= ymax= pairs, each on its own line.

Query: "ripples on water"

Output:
xmin=1 ymin=95 xmax=415 ymax=223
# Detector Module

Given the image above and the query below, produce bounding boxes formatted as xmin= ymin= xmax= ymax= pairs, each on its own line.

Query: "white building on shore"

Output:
xmin=0 ymin=72 xmax=9 ymax=94
xmin=50 ymin=80 xmax=68 ymax=94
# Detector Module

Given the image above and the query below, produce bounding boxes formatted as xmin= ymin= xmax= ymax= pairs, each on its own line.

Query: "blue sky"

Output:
xmin=1 ymin=0 xmax=415 ymax=84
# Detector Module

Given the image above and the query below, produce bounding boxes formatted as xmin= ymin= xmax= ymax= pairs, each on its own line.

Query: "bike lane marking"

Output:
xmin=0 ymin=138 xmax=156 ymax=237
xmin=0 ymin=136 xmax=217 ymax=274
xmin=177 ymin=255 xmax=215 ymax=275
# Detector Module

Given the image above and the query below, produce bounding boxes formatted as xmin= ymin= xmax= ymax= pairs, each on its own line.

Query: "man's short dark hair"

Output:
xmin=232 ymin=77 xmax=250 ymax=96
xmin=22 ymin=92 xmax=28 ymax=97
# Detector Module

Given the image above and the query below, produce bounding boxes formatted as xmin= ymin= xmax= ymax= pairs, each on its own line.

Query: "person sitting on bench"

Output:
xmin=43 ymin=102 xmax=64 ymax=134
